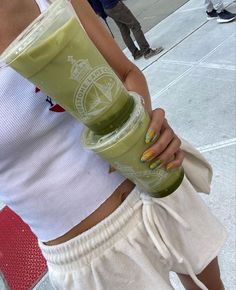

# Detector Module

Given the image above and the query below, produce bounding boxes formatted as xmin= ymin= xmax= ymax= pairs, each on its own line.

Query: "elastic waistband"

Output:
xmin=39 ymin=188 xmax=142 ymax=271
xmin=39 ymin=178 xmax=210 ymax=290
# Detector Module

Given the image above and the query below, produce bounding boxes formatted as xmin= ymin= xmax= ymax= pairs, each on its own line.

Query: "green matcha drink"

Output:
xmin=81 ymin=94 xmax=184 ymax=198
xmin=0 ymin=0 xmax=133 ymax=134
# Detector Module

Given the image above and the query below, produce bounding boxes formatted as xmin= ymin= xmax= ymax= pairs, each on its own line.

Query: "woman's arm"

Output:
xmin=71 ymin=0 xmax=152 ymax=113
xmin=71 ymin=0 xmax=184 ymax=169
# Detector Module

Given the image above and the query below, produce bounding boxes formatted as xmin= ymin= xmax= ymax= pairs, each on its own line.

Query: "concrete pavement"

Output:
xmin=123 ymin=0 xmax=236 ymax=288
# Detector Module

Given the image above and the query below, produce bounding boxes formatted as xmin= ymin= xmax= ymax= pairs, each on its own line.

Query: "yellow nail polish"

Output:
xmin=150 ymin=159 xmax=162 ymax=169
xmin=141 ymin=150 xmax=155 ymax=162
xmin=145 ymin=129 xmax=156 ymax=144
xmin=166 ymin=163 xmax=174 ymax=171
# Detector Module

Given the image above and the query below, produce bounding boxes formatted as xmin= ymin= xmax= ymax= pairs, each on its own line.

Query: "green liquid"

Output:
xmin=8 ymin=17 xmax=133 ymax=134
xmin=82 ymin=96 xmax=184 ymax=197
xmin=89 ymin=94 xmax=135 ymax=135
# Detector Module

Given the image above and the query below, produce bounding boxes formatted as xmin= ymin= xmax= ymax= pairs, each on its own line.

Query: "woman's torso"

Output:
xmin=0 ymin=0 xmax=133 ymax=244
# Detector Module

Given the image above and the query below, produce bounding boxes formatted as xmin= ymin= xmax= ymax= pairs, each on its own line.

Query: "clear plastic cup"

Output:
xmin=0 ymin=0 xmax=134 ymax=135
xmin=81 ymin=93 xmax=184 ymax=198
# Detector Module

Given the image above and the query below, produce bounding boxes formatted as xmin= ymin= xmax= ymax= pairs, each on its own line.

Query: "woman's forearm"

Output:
xmin=71 ymin=1 xmax=184 ymax=172
xmin=72 ymin=0 xmax=152 ymax=115
xmin=123 ymin=66 xmax=152 ymax=114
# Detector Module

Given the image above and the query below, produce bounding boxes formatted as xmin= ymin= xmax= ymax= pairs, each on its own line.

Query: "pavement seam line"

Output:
xmin=141 ymin=20 xmax=208 ymax=72
xmin=197 ymin=138 xmax=236 ymax=153
xmin=150 ymin=31 xmax=236 ymax=98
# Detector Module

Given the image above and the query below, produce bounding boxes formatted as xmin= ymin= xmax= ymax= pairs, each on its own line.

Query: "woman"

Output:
xmin=0 ymin=0 xmax=226 ymax=289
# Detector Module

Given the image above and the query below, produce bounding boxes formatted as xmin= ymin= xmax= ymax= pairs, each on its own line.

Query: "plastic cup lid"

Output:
xmin=81 ymin=92 xmax=145 ymax=151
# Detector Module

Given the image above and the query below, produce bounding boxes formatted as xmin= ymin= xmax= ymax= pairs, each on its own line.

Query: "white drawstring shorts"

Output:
xmin=39 ymin=177 xmax=226 ymax=290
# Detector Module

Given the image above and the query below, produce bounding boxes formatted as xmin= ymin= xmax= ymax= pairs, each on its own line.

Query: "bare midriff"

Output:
xmin=44 ymin=179 xmax=135 ymax=246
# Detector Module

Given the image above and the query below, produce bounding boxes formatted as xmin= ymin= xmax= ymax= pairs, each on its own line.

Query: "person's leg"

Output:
xmin=204 ymin=0 xmax=224 ymax=12
xmin=105 ymin=2 xmax=150 ymax=53
xmin=209 ymin=0 xmax=224 ymax=13
xmin=177 ymin=257 xmax=225 ymax=290
xmin=204 ymin=0 xmax=236 ymax=22
xmin=112 ymin=19 xmax=139 ymax=56
xmin=204 ymin=0 xmax=219 ymax=19
xmin=204 ymin=0 xmax=214 ymax=12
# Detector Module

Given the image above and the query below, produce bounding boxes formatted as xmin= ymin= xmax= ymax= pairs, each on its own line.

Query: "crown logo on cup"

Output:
xmin=68 ymin=56 xmax=92 ymax=82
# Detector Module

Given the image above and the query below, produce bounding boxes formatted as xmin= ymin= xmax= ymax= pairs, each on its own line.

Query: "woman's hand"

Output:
xmin=141 ymin=108 xmax=184 ymax=170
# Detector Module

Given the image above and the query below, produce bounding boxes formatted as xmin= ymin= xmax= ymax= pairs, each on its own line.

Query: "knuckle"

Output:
xmin=174 ymin=160 xmax=182 ymax=167
xmin=167 ymin=127 xmax=174 ymax=136
xmin=178 ymin=148 xmax=184 ymax=157
xmin=175 ymin=137 xmax=181 ymax=147
xmin=154 ymin=108 xmax=165 ymax=117
xmin=158 ymin=108 xmax=165 ymax=116
xmin=157 ymin=141 xmax=166 ymax=152
xmin=176 ymin=151 xmax=185 ymax=164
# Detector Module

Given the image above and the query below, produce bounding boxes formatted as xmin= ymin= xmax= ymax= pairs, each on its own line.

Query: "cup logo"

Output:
xmin=68 ymin=56 xmax=121 ymax=120
xmin=112 ymin=162 xmax=169 ymax=187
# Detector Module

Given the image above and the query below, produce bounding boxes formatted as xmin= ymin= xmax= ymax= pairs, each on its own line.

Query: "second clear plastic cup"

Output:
xmin=81 ymin=93 xmax=184 ymax=198
xmin=0 ymin=0 xmax=134 ymax=134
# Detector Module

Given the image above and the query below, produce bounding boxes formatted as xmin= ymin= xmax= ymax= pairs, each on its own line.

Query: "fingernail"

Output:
xmin=166 ymin=163 xmax=175 ymax=171
xmin=151 ymin=134 xmax=158 ymax=143
xmin=141 ymin=150 xmax=155 ymax=162
xmin=145 ymin=129 xmax=157 ymax=144
xmin=150 ymin=159 xmax=162 ymax=170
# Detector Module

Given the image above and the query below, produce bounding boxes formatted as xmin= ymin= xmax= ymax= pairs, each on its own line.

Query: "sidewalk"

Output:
xmin=124 ymin=0 xmax=236 ymax=288
xmin=1 ymin=0 xmax=235 ymax=289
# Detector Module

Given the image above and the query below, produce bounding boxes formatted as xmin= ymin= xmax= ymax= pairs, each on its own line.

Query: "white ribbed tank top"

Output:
xmin=0 ymin=0 xmax=125 ymax=241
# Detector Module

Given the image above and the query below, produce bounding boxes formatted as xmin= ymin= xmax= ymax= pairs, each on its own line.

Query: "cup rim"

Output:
xmin=81 ymin=93 xmax=146 ymax=151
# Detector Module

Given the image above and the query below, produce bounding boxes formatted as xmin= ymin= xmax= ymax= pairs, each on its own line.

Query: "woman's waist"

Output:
xmin=0 ymin=152 xmax=129 ymax=242
xmin=44 ymin=179 xmax=135 ymax=246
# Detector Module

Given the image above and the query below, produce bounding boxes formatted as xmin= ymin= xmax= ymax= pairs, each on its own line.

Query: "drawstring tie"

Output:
xmin=135 ymin=193 xmax=208 ymax=290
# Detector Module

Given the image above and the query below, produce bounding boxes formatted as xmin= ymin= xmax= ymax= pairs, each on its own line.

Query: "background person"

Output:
xmin=90 ymin=0 xmax=163 ymax=59
xmin=87 ymin=0 xmax=114 ymax=37
xmin=205 ymin=0 xmax=236 ymax=22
